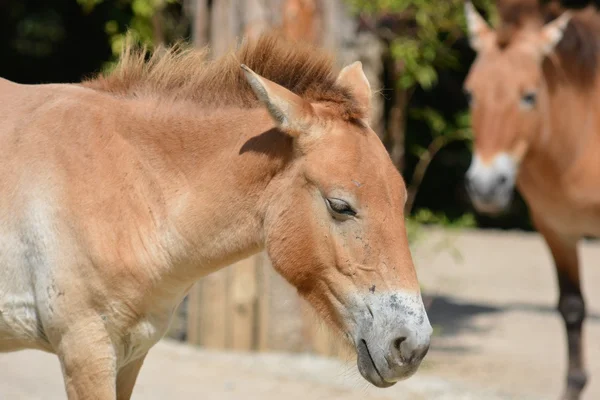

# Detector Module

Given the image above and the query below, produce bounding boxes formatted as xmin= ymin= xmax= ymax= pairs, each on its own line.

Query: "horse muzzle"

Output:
xmin=466 ymin=152 xmax=517 ymax=215
xmin=353 ymin=291 xmax=432 ymax=387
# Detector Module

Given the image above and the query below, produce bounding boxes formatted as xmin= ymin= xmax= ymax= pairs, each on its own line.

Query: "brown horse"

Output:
xmin=0 ymin=33 xmax=431 ymax=399
xmin=464 ymin=1 xmax=600 ymax=399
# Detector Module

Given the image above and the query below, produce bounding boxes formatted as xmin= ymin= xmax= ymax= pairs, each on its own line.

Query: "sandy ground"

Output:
xmin=413 ymin=228 xmax=600 ymax=400
xmin=1 ymin=228 xmax=599 ymax=399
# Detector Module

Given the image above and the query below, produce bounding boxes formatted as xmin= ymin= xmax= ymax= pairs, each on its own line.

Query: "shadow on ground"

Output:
xmin=424 ymin=294 xmax=600 ymax=342
xmin=424 ymin=295 xmax=501 ymax=339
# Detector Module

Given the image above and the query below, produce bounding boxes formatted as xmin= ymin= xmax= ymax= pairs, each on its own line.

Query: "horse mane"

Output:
xmin=83 ymin=32 xmax=366 ymax=121
xmin=495 ymin=0 xmax=600 ymax=88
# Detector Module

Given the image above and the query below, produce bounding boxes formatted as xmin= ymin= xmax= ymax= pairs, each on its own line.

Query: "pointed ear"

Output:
xmin=538 ymin=11 xmax=572 ymax=56
xmin=465 ymin=1 xmax=494 ymax=52
xmin=241 ymin=64 xmax=314 ymax=135
xmin=335 ymin=61 xmax=371 ymax=118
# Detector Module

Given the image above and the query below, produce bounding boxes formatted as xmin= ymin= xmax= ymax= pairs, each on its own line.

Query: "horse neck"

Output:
xmin=122 ymin=101 xmax=288 ymax=280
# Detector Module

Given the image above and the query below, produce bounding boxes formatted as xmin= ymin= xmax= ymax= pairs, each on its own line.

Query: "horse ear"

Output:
xmin=465 ymin=1 xmax=494 ymax=52
xmin=538 ymin=11 xmax=572 ymax=56
xmin=241 ymin=64 xmax=314 ymax=135
xmin=336 ymin=61 xmax=371 ymax=119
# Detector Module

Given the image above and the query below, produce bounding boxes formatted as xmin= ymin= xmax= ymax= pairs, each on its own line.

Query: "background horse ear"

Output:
xmin=335 ymin=61 xmax=371 ymax=120
xmin=464 ymin=1 xmax=494 ymax=52
xmin=241 ymin=64 xmax=314 ymax=136
xmin=538 ymin=11 xmax=572 ymax=56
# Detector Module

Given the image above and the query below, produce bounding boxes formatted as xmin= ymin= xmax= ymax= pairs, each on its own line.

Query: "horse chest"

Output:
xmin=113 ymin=311 xmax=173 ymax=366
xmin=521 ymin=182 xmax=600 ymax=236
xmin=548 ymin=207 xmax=600 ymax=236
xmin=519 ymin=153 xmax=600 ymax=236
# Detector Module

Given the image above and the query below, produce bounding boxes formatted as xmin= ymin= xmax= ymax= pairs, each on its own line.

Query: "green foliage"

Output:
xmin=348 ymin=0 xmax=495 ymax=89
xmin=406 ymin=210 xmax=476 ymax=264
xmin=412 ymin=208 xmax=476 ymax=227
xmin=408 ymin=108 xmax=472 ymax=157
xmin=407 ymin=209 xmax=476 ymax=245
xmin=77 ymin=0 xmax=105 ymax=14
xmin=403 ymin=111 xmax=476 ymax=260
xmin=78 ymin=0 xmax=177 ymax=54
xmin=11 ymin=10 xmax=66 ymax=58
xmin=402 ymin=108 xmax=476 ymax=261
xmin=410 ymin=107 xmax=448 ymax=137
xmin=403 ymin=109 xmax=472 ymax=215
xmin=347 ymin=0 xmax=493 ymax=236
xmin=77 ymin=0 xmax=185 ymax=73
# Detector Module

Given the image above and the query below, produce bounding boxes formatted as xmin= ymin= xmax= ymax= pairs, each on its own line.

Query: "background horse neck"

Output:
xmin=519 ymin=74 xmax=600 ymax=192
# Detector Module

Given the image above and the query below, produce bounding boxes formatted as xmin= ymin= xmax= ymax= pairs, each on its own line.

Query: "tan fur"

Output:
xmin=0 ymin=32 xmax=426 ymax=399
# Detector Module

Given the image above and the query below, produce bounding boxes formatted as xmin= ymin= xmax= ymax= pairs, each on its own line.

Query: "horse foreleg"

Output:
xmin=535 ymin=217 xmax=587 ymax=400
xmin=116 ymin=354 xmax=147 ymax=400
xmin=557 ymin=263 xmax=588 ymax=400
xmin=55 ymin=321 xmax=118 ymax=400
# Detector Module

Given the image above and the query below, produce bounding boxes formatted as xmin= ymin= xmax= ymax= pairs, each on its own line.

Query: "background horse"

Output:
xmin=0 ymin=33 xmax=431 ymax=399
xmin=464 ymin=1 xmax=600 ymax=399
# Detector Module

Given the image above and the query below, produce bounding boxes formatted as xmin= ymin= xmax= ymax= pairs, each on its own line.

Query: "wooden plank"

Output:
xmin=186 ymin=282 xmax=202 ymax=345
xmin=299 ymin=297 xmax=353 ymax=359
xmin=256 ymin=252 xmax=306 ymax=353
xmin=199 ymin=269 xmax=229 ymax=349
xmin=229 ymin=255 xmax=258 ymax=351
xmin=268 ymin=266 xmax=305 ymax=353
xmin=327 ymin=323 xmax=354 ymax=361
xmin=210 ymin=0 xmax=236 ymax=58
xmin=191 ymin=0 xmax=209 ymax=48
xmin=242 ymin=0 xmax=269 ymax=40
xmin=302 ymin=301 xmax=332 ymax=357
xmin=256 ymin=252 xmax=271 ymax=351
xmin=335 ymin=337 xmax=355 ymax=361
xmin=300 ymin=300 xmax=315 ymax=352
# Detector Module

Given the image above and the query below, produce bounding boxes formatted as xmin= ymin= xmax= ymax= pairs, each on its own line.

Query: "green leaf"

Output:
xmin=77 ymin=0 xmax=104 ymax=13
xmin=348 ymin=0 xmax=495 ymax=92
xmin=410 ymin=144 xmax=427 ymax=158
xmin=132 ymin=0 xmax=155 ymax=18
xmin=104 ymin=20 xmax=118 ymax=35
xmin=415 ymin=65 xmax=437 ymax=89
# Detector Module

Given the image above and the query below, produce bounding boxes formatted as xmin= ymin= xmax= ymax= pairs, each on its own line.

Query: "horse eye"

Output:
xmin=521 ymin=92 xmax=537 ymax=108
xmin=326 ymin=198 xmax=356 ymax=218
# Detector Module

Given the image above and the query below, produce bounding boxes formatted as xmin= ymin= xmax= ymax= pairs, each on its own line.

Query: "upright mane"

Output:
xmin=495 ymin=0 xmax=600 ymax=88
xmin=83 ymin=33 xmax=366 ymax=121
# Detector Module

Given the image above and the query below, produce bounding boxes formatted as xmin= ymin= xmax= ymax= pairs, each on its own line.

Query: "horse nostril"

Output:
xmin=393 ymin=337 xmax=407 ymax=352
xmin=497 ymin=174 xmax=508 ymax=186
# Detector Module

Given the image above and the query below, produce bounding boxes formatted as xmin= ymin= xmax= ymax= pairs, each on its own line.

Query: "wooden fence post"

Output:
xmin=229 ymin=256 xmax=258 ymax=350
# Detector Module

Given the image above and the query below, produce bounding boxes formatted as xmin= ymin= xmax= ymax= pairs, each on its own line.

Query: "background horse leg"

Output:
xmin=116 ymin=354 xmax=147 ymax=400
xmin=55 ymin=321 xmax=118 ymax=400
xmin=534 ymin=215 xmax=587 ymax=400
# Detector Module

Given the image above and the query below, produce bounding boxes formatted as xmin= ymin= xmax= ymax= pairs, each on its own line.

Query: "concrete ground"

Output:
xmin=1 ymin=228 xmax=599 ymax=399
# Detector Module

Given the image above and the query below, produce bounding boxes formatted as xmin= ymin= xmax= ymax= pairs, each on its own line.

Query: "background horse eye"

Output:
xmin=521 ymin=92 xmax=537 ymax=109
xmin=464 ymin=90 xmax=473 ymax=106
